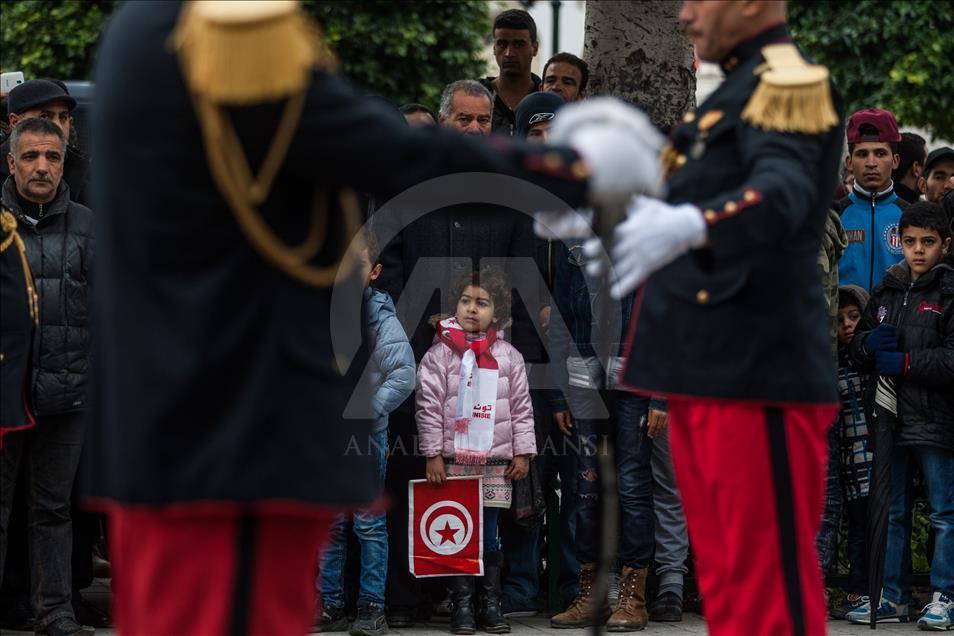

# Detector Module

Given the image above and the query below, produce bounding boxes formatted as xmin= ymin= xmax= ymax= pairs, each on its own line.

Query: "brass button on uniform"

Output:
xmin=743 ymin=190 xmax=758 ymax=202
xmin=696 ymin=289 xmax=710 ymax=304
xmin=683 ymin=111 xmax=696 ymax=123
xmin=704 ymin=210 xmax=717 ymax=222
xmin=675 ymin=154 xmax=687 ymax=167
xmin=543 ymin=152 xmax=563 ymax=171
xmin=724 ymin=201 xmax=739 ymax=214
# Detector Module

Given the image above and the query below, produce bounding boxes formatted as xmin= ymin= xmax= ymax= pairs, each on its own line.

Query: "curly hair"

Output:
xmin=449 ymin=266 xmax=511 ymax=324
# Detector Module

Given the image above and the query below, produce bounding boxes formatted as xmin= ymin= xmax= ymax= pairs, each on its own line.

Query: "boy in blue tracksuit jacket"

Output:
xmin=318 ymin=234 xmax=415 ymax=635
xmin=838 ymin=108 xmax=908 ymax=292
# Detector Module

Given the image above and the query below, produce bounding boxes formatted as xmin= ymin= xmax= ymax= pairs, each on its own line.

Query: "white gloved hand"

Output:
xmin=550 ymin=97 xmax=666 ymax=207
xmin=582 ymin=196 xmax=707 ymax=298
xmin=533 ymin=208 xmax=594 ymax=239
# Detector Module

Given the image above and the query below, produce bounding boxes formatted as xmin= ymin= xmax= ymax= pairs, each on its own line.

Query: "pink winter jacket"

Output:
xmin=416 ymin=338 xmax=536 ymax=461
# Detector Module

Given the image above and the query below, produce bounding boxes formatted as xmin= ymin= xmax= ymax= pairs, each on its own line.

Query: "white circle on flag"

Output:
xmin=420 ymin=500 xmax=474 ymax=556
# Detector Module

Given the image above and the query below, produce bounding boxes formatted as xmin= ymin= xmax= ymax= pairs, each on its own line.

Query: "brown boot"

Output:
xmin=606 ymin=566 xmax=648 ymax=632
xmin=550 ymin=563 xmax=609 ymax=628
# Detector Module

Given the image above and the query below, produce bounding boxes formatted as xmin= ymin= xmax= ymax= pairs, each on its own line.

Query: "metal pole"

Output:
xmin=551 ymin=0 xmax=562 ymax=57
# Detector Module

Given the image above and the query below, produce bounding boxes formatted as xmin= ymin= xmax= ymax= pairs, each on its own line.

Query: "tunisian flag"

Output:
xmin=409 ymin=476 xmax=483 ymax=577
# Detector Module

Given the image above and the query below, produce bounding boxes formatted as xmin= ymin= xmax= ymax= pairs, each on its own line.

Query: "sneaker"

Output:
xmin=33 ymin=616 xmax=95 ymax=636
xmin=917 ymin=592 xmax=954 ymax=631
xmin=830 ymin=593 xmax=869 ymax=620
xmin=350 ymin=603 xmax=388 ymax=636
xmin=847 ymin=598 xmax=910 ymax=624
xmin=318 ymin=605 xmax=350 ymax=632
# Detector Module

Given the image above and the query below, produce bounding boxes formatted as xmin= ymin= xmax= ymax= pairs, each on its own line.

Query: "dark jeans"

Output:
xmin=500 ymin=390 xmax=579 ymax=608
xmin=571 ymin=389 xmax=653 ymax=569
xmin=0 ymin=413 xmax=86 ymax=627
xmin=385 ymin=409 xmax=425 ymax=610
xmin=844 ymin=497 xmax=869 ymax=595
xmin=816 ymin=417 xmax=842 ymax=572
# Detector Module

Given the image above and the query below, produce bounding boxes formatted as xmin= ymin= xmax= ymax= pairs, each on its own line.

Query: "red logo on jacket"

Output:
xmin=916 ymin=300 xmax=944 ymax=315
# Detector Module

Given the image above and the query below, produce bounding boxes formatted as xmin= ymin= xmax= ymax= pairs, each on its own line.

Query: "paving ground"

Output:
xmin=1 ymin=579 xmax=924 ymax=635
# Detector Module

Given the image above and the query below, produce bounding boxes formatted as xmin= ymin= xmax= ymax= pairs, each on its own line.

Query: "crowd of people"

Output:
xmin=1 ymin=4 xmax=953 ymax=636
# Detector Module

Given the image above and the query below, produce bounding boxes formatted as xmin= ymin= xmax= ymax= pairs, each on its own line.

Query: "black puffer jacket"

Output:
xmin=849 ymin=261 xmax=954 ymax=451
xmin=1 ymin=177 xmax=94 ymax=416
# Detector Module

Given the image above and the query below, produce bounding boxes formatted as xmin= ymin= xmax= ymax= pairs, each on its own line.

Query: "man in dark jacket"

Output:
xmin=0 ymin=117 xmax=94 ymax=636
xmin=1 ymin=80 xmax=92 ymax=208
xmin=478 ymin=9 xmax=541 ymax=135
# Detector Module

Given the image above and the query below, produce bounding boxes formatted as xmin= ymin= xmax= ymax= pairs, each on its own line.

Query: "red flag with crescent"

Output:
xmin=409 ymin=476 xmax=483 ymax=577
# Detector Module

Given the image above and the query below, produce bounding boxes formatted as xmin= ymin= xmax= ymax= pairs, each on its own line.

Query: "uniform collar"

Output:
xmin=719 ymin=22 xmax=791 ymax=75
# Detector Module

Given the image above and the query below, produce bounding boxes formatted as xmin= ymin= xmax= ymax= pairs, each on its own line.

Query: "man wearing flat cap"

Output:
xmin=1 ymin=79 xmax=91 ymax=207
xmin=836 ymin=108 xmax=908 ymax=292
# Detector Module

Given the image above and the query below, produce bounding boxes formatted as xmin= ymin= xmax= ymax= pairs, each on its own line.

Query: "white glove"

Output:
xmin=550 ymin=97 xmax=666 ymax=207
xmin=533 ymin=208 xmax=594 ymax=239
xmin=583 ymin=196 xmax=707 ymax=298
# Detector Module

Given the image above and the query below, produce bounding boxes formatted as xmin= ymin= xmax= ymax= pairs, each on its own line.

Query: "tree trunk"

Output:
xmin=583 ymin=1 xmax=695 ymax=130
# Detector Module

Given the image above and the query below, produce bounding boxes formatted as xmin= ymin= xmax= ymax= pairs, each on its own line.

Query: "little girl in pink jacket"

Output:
xmin=416 ymin=267 xmax=535 ymax=634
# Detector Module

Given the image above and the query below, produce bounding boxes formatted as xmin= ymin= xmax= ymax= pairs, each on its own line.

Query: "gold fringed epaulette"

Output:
xmin=741 ymin=43 xmax=838 ymax=135
xmin=169 ymin=1 xmax=361 ymax=288
xmin=170 ymin=0 xmax=337 ymax=105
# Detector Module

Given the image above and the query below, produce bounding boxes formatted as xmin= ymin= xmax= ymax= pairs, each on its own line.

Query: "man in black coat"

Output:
xmin=555 ymin=2 xmax=845 ymax=634
xmin=87 ymin=2 xmax=660 ymax=633
xmin=1 ymin=117 xmax=94 ymax=636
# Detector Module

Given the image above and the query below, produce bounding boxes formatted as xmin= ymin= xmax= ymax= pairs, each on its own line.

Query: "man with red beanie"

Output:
xmin=836 ymin=108 xmax=907 ymax=292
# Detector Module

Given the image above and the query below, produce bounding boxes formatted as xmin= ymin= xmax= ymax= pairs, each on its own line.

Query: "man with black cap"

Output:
xmin=836 ymin=108 xmax=908 ymax=292
xmin=920 ymin=146 xmax=954 ymax=204
xmin=1 ymin=79 xmax=91 ymax=208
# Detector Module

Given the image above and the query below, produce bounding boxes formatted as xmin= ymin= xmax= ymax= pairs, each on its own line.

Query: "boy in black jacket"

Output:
xmin=847 ymin=202 xmax=954 ymax=628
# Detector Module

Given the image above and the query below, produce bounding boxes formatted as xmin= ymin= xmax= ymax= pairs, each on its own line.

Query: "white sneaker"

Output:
xmin=917 ymin=591 xmax=954 ymax=631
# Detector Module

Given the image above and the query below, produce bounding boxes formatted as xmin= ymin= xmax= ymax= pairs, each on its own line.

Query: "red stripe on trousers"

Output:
xmin=667 ymin=399 xmax=836 ymax=636
xmin=109 ymin=508 xmax=337 ymax=635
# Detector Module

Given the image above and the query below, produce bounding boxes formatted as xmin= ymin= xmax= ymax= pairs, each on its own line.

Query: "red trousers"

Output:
xmin=667 ymin=400 xmax=836 ymax=636
xmin=108 ymin=507 xmax=336 ymax=636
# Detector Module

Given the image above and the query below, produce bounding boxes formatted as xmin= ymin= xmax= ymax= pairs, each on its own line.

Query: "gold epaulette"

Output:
xmin=170 ymin=1 xmax=361 ymax=288
xmin=741 ymin=43 xmax=838 ymax=135
xmin=170 ymin=0 xmax=337 ymax=105
xmin=1 ymin=208 xmax=39 ymax=324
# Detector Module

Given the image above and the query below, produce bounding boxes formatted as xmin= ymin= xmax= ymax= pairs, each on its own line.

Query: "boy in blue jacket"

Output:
xmin=318 ymin=231 xmax=416 ymax=635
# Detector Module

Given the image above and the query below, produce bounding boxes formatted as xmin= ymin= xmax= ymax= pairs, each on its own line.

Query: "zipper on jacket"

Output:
xmin=869 ymin=193 xmax=876 ymax=291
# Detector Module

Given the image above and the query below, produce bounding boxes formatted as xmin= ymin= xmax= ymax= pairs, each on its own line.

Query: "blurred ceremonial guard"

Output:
xmin=85 ymin=1 xmax=653 ymax=633
xmin=568 ymin=2 xmax=846 ymax=635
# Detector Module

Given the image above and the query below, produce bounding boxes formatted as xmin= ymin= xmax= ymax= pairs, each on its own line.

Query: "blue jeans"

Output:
xmin=883 ymin=445 xmax=954 ymax=603
xmin=319 ymin=429 xmax=389 ymax=607
xmin=572 ymin=390 xmax=654 ymax=568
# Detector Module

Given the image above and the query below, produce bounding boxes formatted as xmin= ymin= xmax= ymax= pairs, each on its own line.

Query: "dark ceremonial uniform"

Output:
xmin=88 ymin=2 xmax=587 ymax=634
xmin=0 ymin=210 xmax=37 ymax=439
xmin=621 ymin=25 xmax=844 ymax=636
